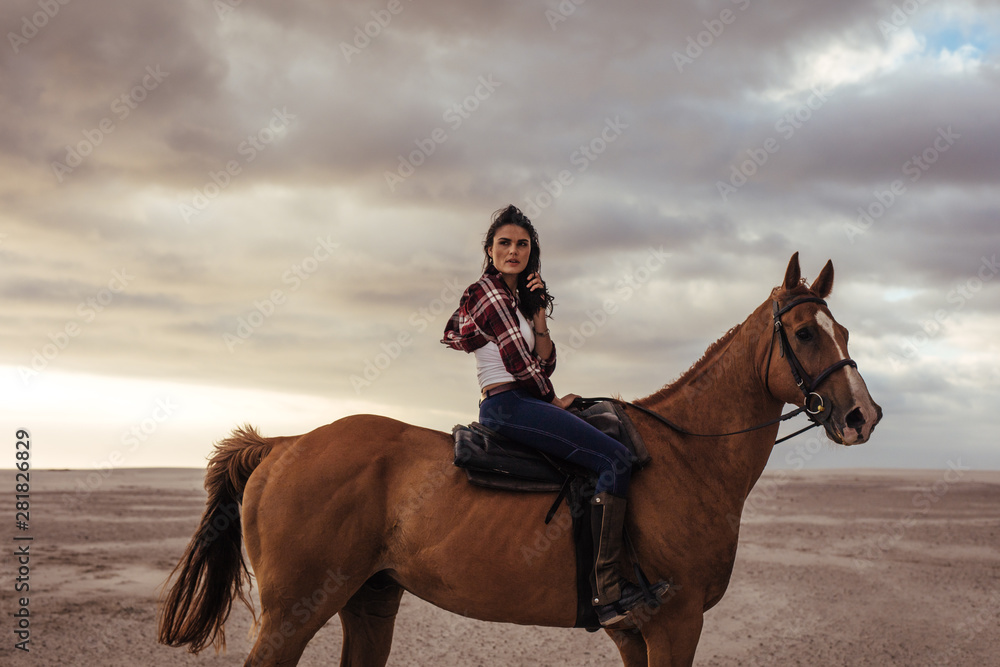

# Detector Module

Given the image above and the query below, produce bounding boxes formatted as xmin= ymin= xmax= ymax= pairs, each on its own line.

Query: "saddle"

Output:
xmin=450 ymin=397 xmax=654 ymax=630
xmin=451 ymin=397 xmax=651 ymax=492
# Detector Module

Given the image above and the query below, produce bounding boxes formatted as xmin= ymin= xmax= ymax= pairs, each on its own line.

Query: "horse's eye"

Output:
xmin=795 ymin=328 xmax=813 ymax=342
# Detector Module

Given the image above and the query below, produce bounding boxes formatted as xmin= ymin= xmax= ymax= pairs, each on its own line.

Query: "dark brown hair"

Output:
xmin=482 ymin=205 xmax=555 ymax=320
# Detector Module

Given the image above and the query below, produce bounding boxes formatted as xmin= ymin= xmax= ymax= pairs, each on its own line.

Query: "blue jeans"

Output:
xmin=478 ymin=389 xmax=632 ymax=496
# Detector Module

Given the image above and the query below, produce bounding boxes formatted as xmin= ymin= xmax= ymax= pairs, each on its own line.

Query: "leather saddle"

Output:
xmin=451 ymin=398 xmax=651 ymax=492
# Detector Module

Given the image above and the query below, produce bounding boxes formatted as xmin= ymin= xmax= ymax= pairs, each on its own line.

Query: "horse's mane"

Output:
xmin=636 ymin=322 xmax=743 ymax=405
xmin=636 ymin=279 xmax=813 ymax=406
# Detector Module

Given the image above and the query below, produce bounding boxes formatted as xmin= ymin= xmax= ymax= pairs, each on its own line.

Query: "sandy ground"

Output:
xmin=1 ymin=467 xmax=997 ymax=666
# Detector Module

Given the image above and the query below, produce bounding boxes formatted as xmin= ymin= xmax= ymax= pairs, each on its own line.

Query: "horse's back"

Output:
xmin=327 ymin=413 xmax=452 ymax=450
xmin=248 ymin=413 xmax=448 ymax=478
xmin=243 ymin=414 xmax=454 ymax=540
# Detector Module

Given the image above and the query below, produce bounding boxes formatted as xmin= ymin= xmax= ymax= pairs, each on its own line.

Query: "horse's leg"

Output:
xmin=242 ymin=566 xmax=361 ymax=667
xmin=607 ymin=628 xmax=649 ymax=666
xmin=242 ymin=609 xmax=315 ymax=667
xmin=337 ymin=573 xmax=405 ymax=667
xmin=641 ymin=604 xmax=705 ymax=667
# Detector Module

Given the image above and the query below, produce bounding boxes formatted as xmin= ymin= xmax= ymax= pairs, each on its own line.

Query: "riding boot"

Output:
xmin=590 ymin=491 xmax=671 ymax=627
xmin=590 ymin=491 xmax=627 ymax=606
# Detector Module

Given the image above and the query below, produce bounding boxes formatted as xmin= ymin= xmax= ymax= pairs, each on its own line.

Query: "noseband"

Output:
xmin=764 ymin=296 xmax=858 ymax=422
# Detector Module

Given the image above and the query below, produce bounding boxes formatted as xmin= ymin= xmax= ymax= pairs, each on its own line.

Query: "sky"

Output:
xmin=2 ymin=0 xmax=999 ymax=471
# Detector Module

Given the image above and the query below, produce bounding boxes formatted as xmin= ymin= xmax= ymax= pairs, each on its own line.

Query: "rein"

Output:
xmin=578 ymin=296 xmax=858 ymax=446
xmin=579 ymin=397 xmax=816 ymax=446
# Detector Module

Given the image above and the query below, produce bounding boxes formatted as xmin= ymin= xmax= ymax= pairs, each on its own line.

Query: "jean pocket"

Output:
xmin=479 ymin=395 xmax=516 ymax=426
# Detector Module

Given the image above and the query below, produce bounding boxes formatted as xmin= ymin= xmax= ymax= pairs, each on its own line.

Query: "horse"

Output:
xmin=158 ymin=252 xmax=882 ymax=666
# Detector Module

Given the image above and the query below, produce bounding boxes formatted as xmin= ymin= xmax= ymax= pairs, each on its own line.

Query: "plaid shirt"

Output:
xmin=441 ymin=267 xmax=557 ymax=402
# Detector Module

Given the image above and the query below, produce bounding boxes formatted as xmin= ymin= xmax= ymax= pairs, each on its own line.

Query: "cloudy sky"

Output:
xmin=2 ymin=0 xmax=998 ymax=471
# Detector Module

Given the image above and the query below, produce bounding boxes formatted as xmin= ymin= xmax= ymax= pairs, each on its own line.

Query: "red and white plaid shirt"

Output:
xmin=441 ymin=267 xmax=557 ymax=402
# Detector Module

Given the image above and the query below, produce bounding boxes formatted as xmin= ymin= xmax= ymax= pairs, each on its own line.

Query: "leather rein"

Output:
xmin=581 ymin=296 xmax=858 ymax=446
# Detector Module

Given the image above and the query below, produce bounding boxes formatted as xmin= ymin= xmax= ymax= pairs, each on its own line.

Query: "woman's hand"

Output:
xmin=526 ymin=271 xmax=545 ymax=293
xmin=552 ymin=393 xmax=580 ymax=410
xmin=528 ymin=272 xmax=548 ymax=328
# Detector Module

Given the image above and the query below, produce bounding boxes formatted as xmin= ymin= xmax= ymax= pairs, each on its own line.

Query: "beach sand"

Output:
xmin=1 ymin=467 xmax=997 ymax=666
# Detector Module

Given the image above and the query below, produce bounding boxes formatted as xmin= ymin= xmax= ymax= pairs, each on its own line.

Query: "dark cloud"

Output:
xmin=2 ymin=0 xmax=998 ymax=467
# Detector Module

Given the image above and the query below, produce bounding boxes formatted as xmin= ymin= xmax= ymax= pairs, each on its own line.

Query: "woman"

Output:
xmin=441 ymin=204 xmax=667 ymax=626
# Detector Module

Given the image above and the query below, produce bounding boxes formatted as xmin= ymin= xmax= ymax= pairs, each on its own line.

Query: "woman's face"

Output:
xmin=487 ymin=224 xmax=531 ymax=278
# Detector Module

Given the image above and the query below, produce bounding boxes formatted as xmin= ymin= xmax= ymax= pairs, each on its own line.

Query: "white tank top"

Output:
xmin=474 ymin=306 xmax=535 ymax=390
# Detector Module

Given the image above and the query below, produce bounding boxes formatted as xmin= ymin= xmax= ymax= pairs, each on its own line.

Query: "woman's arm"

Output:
xmin=526 ymin=272 xmax=556 ymax=376
xmin=467 ymin=279 xmax=557 ymax=402
xmin=532 ymin=308 xmax=553 ymax=361
xmin=531 ymin=308 xmax=556 ymax=376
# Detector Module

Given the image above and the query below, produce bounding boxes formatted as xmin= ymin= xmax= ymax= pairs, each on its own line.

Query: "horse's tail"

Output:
xmin=158 ymin=424 xmax=273 ymax=653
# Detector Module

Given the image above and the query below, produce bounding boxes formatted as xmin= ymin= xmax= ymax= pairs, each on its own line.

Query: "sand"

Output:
xmin=1 ymin=467 xmax=997 ymax=666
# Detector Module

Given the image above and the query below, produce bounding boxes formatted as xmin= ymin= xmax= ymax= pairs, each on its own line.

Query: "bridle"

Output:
xmin=764 ymin=296 xmax=858 ymax=424
xmin=580 ymin=294 xmax=858 ymax=445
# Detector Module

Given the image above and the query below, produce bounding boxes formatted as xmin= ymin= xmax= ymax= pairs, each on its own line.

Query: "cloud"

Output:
xmin=2 ymin=0 xmax=998 ymax=468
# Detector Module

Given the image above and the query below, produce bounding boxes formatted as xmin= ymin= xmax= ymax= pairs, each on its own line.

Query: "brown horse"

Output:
xmin=159 ymin=252 xmax=881 ymax=666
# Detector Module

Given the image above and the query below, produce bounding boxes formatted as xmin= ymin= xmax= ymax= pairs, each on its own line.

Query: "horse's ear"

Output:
xmin=782 ymin=252 xmax=801 ymax=290
xmin=811 ymin=259 xmax=834 ymax=299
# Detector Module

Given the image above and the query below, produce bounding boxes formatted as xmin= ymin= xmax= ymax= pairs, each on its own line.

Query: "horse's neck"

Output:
xmin=635 ymin=300 xmax=784 ymax=501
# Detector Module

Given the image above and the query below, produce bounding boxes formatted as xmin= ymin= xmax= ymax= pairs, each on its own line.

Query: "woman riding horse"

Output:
xmin=159 ymin=249 xmax=882 ymax=666
xmin=440 ymin=204 xmax=669 ymax=626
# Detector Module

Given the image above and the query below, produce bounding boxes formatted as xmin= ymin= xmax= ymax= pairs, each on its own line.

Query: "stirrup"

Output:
xmin=595 ymin=579 xmax=671 ymax=627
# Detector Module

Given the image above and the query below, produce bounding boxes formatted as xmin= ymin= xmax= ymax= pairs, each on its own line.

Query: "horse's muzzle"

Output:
xmin=827 ymin=399 xmax=882 ymax=445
